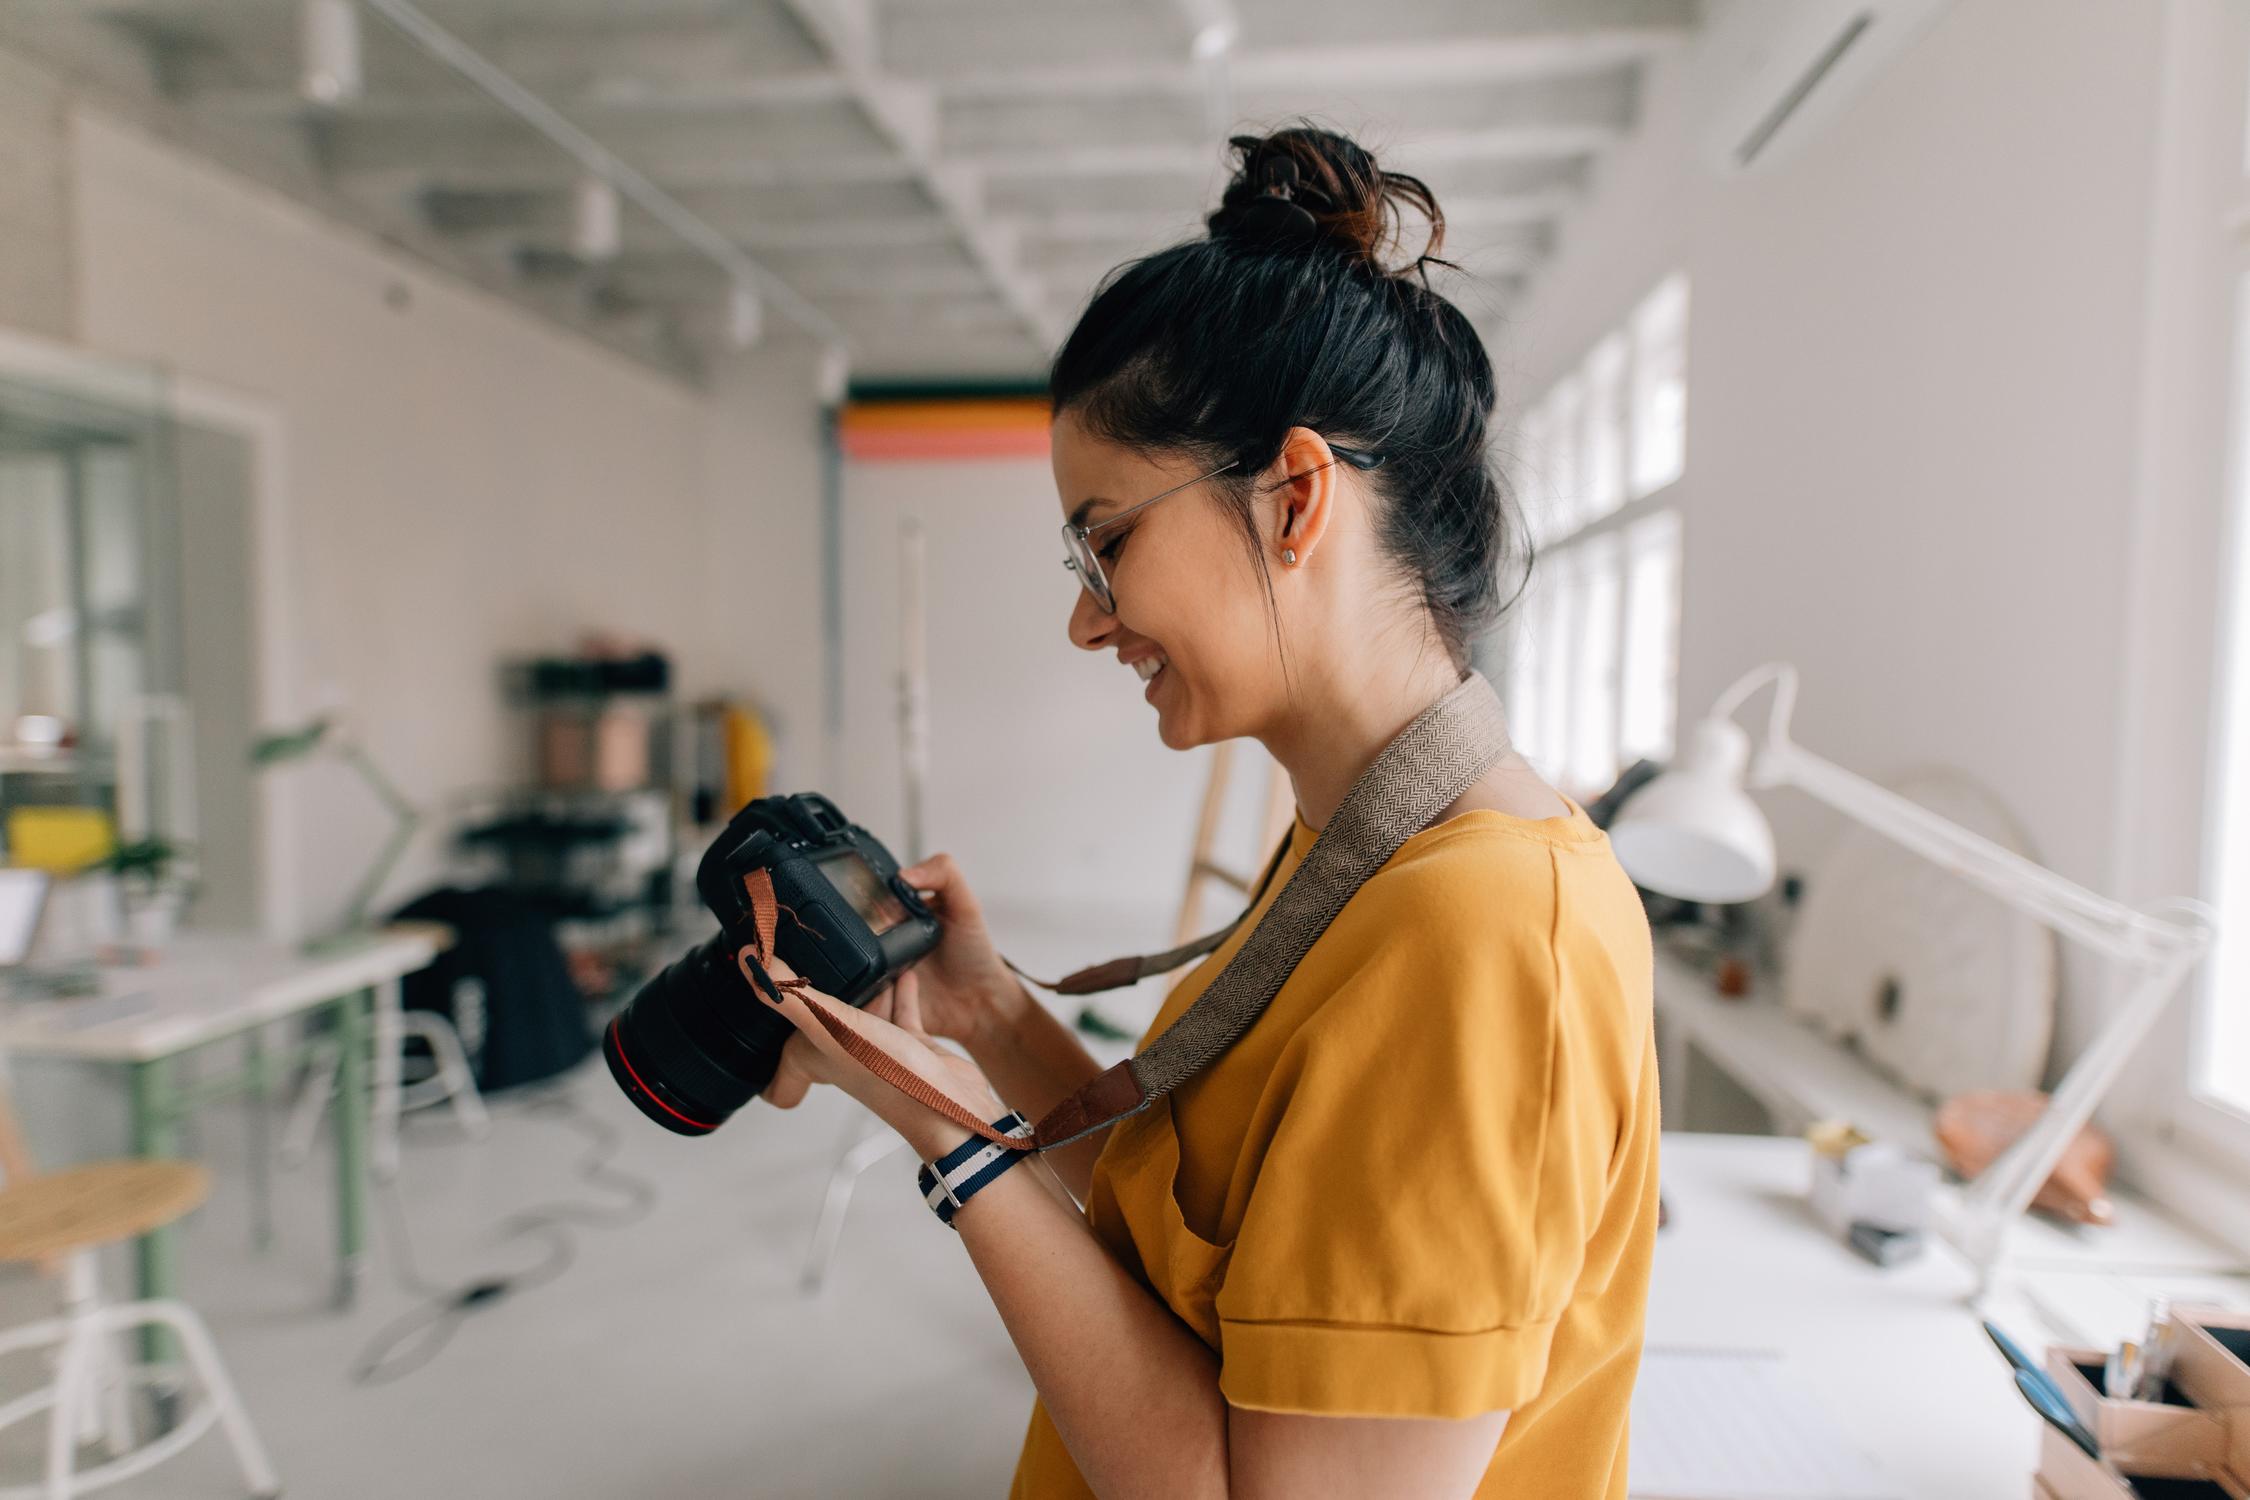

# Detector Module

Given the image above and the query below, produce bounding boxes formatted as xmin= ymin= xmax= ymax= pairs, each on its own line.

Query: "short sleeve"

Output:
xmin=1210 ymin=846 xmax=1613 ymax=1420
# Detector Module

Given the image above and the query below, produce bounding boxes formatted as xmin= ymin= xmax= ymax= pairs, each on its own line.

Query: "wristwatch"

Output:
xmin=916 ymin=1110 xmax=1035 ymax=1228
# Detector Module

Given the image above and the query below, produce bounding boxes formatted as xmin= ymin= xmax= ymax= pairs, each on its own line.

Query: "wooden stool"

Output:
xmin=0 ymin=1147 xmax=278 ymax=1498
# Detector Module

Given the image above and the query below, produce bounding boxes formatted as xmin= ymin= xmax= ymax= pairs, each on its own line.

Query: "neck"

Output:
xmin=1260 ymin=649 xmax=1470 ymax=831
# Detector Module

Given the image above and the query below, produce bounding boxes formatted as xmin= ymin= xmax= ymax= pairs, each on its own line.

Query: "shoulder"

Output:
xmin=1297 ymin=814 xmax=1649 ymax=1050
xmin=1321 ymin=812 xmax=1590 ymax=973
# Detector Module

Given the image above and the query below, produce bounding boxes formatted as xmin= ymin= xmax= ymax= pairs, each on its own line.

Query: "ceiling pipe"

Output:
xmin=1176 ymin=0 xmax=1239 ymax=136
xmin=569 ymin=174 xmax=621 ymax=262
xmin=355 ymin=0 xmax=849 ymax=353
xmin=298 ymin=0 xmax=364 ymax=107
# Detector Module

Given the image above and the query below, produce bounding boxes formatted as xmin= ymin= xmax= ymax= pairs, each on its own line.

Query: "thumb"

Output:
xmin=892 ymin=967 xmax=927 ymax=1037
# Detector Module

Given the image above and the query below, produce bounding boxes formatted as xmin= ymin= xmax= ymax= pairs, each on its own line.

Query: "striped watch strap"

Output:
xmin=916 ymin=1110 xmax=1033 ymax=1227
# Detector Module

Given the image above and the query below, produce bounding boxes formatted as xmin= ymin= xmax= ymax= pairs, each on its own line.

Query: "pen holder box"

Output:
xmin=2038 ymin=1426 xmax=2247 ymax=1500
xmin=2167 ymin=1306 xmax=2250 ymax=1479
xmin=2046 ymin=1347 xmax=2232 ymax=1475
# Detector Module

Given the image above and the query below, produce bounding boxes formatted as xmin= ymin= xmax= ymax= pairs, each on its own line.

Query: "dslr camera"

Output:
xmin=603 ymin=793 xmax=940 ymax=1135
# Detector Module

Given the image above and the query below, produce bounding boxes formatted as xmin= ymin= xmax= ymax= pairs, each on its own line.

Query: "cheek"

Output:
xmin=1127 ymin=531 xmax=1269 ymax=689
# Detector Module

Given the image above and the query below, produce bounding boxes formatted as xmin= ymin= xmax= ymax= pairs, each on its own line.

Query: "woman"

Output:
xmin=760 ymin=126 xmax=1660 ymax=1499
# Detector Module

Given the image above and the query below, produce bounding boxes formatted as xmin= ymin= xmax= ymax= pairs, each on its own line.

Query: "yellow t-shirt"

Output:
xmin=1009 ymin=798 xmax=1661 ymax=1498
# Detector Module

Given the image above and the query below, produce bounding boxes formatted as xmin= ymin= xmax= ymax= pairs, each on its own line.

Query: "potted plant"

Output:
xmin=101 ymin=837 xmax=194 ymax=955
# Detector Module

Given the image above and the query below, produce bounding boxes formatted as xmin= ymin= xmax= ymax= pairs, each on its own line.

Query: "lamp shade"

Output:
xmin=1609 ymin=718 xmax=1777 ymax=904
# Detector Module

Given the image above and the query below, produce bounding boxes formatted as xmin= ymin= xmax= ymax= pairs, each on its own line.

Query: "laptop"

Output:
xmin=0 ymin=869 xmax=51 ymax=971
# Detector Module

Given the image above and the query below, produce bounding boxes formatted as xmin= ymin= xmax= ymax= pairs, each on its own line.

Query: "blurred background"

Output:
xmin=0 ymin=1 xmax=2247 ymax=1496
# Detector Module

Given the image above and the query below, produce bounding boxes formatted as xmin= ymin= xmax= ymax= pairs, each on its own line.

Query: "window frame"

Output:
xmin=1500 ymin=275 xmax=1691 ymax=795
xmin=2171 ymin=88 xmax=2250 ymax=1169
xmin=2108 ymin=11 xmax=2250 ymax=1195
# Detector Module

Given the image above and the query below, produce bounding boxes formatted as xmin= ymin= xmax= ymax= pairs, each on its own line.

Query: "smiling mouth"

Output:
xmin=1131 ymin=653 xmax=1168 ymax=682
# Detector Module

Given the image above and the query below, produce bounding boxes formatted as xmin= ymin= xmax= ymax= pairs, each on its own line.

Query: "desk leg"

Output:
xmin=332 ymin=987 xmax=371 ymax=1309
xmin=370 ymin=977 xmax=403 ymax=1179
xmin=128 ymin=1057 xmax=181 ymax=1367
xmin=244 ymin=1025 xmax=275 ymax=1252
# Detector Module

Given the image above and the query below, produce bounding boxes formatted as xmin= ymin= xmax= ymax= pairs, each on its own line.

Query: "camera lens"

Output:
xmin=602 ymin=933 xmax=797 ymax=1136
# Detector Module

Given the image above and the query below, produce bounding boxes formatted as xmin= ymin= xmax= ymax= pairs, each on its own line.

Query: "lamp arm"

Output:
xmin=1948 ymin=937 xmax=2210 ymax=1284
xmin=339 ymin=741 xmax=416 ymax=822
xmin=1710 ymin=661 xmax=1801 ymax=755
xmin=1753 ymin=736 xmax=2214 ymax=1294
xmin=1756 ymin=740 xmax=2210 ymax=965
xmin=328 ymin=740 xmax=420 ymax=939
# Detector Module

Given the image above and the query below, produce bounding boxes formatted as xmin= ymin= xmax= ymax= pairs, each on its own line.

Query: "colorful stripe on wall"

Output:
xmin=837 ymin=397 xmax=1051 ymax=462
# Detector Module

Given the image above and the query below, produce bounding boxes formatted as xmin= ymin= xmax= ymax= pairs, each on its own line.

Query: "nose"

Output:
xmin=1067 ymin=582 xmax=1116 ymax=652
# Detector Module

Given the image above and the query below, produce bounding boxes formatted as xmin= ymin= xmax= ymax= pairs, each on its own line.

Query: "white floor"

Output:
xmin=0 ymin=1059 xmax=1043 ymax=1499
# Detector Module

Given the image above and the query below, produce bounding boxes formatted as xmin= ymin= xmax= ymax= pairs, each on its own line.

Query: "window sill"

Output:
xmin=2114 ymin=1127 xmax=2250 ymax=1263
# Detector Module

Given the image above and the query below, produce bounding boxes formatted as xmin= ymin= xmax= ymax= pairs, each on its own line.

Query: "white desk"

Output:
xmin=1653 ymin=1133 xmax=2248 ymax=1498
xmin=0 ymin=927 xmax=444 ymax=1331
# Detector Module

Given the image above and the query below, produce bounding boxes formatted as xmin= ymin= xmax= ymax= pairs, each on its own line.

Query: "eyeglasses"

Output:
xmin=1061 ymin=445 xmax=1384 ymax=615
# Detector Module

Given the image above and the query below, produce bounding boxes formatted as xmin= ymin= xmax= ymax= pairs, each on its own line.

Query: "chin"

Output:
xmin=1154 ymin=694 xmax=1226 ymax=752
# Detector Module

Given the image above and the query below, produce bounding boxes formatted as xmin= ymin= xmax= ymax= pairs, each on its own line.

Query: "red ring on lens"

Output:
xmin=605 ymin=1019 xmax=718 ymax=1133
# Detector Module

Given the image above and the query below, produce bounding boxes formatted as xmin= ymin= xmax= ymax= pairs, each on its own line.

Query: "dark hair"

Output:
xmin=1049 ymin=124 xmax=1526 ymax=673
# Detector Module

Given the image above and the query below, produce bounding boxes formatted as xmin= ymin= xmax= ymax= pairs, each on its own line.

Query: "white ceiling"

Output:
xmin=0 ymin=0 xmax=1701 ymax=385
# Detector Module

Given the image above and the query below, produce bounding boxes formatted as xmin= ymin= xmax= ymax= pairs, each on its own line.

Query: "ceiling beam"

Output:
xmin=776 ymin=0 xmax=1057 ymax=352
xmin=0 ymin=7 xmax=713 ymax=383
xmin=352 ymin=0 xmax=850 ymax=347
xmin=881 ymin=0 xmax=1695 ymax=78
xmin=942 ymin=69 xmax=1637 ymax=154
xmin=961 ymin=118 xmax=1622 ymax=183
xmin=188 ymin=70 xmax=858 ymax=125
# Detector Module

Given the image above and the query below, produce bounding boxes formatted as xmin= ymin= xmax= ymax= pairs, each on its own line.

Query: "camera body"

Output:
xmin=604 ymin=793 xmax=940 ymax=1136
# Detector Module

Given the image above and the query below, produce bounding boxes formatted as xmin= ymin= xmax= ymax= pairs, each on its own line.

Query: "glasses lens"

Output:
xmin=1062 ymin=526 xmax=1113 ymax=612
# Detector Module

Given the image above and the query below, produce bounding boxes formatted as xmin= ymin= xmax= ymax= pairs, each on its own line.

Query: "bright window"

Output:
xmin=1503 ymin=275 xmax=1690 ymax=794
xmin=2195 ymin=73 xmax=2250 ymax=1122
xmin=1620 ymin=509 xmax=1684 ymax=765
xmin=1544 ymin=375 xmax=1585 ymax=541
xmin=1631 ymin=273 xmax=1690 ymax=498
xmin=1583 ymin=335 xmax=1629 ymax=522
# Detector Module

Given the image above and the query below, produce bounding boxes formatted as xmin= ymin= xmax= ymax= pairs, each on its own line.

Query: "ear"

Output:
xmin=1267 ymin=427 xmax=1341 ymax=569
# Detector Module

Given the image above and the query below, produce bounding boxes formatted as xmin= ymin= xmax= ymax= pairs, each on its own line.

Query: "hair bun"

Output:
xmin=1206 ymin=125 xmax=1447 ymax=276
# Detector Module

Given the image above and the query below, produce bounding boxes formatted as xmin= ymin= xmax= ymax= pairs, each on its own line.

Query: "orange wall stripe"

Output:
xmin=838 ymin=397 xmax=1052 ymax=462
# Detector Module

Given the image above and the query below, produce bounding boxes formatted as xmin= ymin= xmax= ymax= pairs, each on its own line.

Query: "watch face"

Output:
xmin=814 ymin=848 xmax=910 ymax=937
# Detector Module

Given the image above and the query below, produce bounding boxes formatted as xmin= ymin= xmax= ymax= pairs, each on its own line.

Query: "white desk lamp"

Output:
xmin=1610 ymin=662 xmax=2217 ymax=1291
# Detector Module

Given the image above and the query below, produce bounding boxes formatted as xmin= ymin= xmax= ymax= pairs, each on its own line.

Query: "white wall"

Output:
xmin=57 ymin=107 xmax=825 ymax=937
xmin=1504 ymin=0 xmax=2171 ymax=1072
xmin=836 ymin=456 xmax=1217 ymax=970
xmin=0 ymin=47 xmax=72 ymax=340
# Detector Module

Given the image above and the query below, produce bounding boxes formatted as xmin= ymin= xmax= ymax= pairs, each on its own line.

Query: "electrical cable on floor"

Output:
xmin=351 ymin=1082 xmax=656 ymax=1386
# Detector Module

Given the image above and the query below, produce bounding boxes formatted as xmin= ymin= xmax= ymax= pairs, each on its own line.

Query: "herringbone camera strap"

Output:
xmin=743 ymin=669 xmax=1512 ymax=1154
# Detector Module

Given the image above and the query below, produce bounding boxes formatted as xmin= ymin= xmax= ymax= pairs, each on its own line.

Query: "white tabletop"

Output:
xmin=0 ymin=928 xmax=444 ymax=1062
xmin=1648 ymin=1132 xmax=2250 ymax=1499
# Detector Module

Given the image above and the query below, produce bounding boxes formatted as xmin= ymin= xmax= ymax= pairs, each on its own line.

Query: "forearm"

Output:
xmin=908 ymin=1118 xmax=1230 ymax=1500
xmin=964 ymin=976 xmax=1114 ymax=1197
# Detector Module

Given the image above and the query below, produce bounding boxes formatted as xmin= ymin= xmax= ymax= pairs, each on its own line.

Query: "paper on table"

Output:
xmin=1630 ymin=1347 xmax=1901 ymax=1500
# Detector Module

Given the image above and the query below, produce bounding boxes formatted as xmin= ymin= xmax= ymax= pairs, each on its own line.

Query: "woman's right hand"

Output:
xmin=895 ymin=852 xmax=1028 ymax=1048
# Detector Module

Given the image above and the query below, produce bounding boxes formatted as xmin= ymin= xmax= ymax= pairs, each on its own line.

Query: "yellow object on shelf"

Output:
xmin=722 ymin=705 xmax=774 ymax=812
xmin=4 ymin=807 xmax=118 ymax=874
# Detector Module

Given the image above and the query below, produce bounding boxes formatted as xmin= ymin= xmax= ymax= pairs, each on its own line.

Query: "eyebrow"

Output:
xmin=1068 ymin=496 xmax=1114 ymax=528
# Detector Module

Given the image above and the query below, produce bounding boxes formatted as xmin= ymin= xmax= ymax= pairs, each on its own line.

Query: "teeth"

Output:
xmin=1132 ymin=655 xmax=1166 ymax=681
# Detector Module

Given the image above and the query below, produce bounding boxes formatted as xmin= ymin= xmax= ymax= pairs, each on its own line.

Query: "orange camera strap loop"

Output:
xmin=741 ymin=669 xmax=1513 ymax=1157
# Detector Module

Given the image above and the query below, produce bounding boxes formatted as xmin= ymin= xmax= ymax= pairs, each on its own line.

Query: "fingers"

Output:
xmin=893 ymin=967 xmax=927 ymax=1037
xmin=900 ymin=851 xmax=974 ymax=912
xmin=900 ymin=851 xmax=957 ymax=887
xmin=763 ymin=1034 xmax=813 ymax=1110
xmin=864 ymin=984 xmax=896 ymax=1025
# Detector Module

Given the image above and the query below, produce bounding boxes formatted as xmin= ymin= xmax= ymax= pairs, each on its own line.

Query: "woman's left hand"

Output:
xmin=761 ymin=960 xmax=1005 ymax=1156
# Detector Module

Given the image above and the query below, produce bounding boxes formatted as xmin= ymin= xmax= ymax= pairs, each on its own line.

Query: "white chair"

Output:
xmin=0 ymin=1090 xmax=278 ymax=1498
xmin=282 ymin=976 xmax=489 ymax=1178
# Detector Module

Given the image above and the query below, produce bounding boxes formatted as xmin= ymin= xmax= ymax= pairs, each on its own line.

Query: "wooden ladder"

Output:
xmin=1174 ymin=740 xmax=1298 ymax=945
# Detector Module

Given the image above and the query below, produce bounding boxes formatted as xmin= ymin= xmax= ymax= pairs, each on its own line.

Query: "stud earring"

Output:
xmin=1282 ymin=548 xmax=1297 ymax=565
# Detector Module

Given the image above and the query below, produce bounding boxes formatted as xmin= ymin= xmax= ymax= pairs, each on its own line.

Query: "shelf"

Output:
xmin=1654 ymin=946 xmax=1940 ymax=1158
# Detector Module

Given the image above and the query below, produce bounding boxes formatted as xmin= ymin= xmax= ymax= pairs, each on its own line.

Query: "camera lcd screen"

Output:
xmin=814 ymin=849 xmax=910 ymax=937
